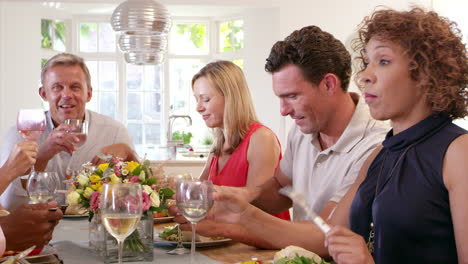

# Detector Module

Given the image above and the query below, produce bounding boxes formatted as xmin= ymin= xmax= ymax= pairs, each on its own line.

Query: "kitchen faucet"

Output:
xmin=166 ymin=115 xmax=192 ymax=159
xmin=167 ymin=115 xmax=192 ymax=142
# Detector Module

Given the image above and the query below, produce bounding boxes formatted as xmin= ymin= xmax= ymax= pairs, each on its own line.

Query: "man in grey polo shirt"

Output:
xmin=174 ymin=26 xmax=388 ymax=250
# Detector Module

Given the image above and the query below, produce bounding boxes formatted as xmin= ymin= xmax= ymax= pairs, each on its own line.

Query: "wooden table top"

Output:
xmin=155 ymin=222 xmax=277 ymax=264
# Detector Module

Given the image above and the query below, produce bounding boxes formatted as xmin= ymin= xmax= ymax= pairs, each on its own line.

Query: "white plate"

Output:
xmin=154 ymin=230 xmax=232 ymax=248
xmin=0 ymin=245 xmax=58 ymax=262
xmin=153 ymin=216 xmax=174 ymax=224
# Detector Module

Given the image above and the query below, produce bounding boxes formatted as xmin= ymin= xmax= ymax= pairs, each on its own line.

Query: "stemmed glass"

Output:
xmin=64 ymin=119 xmax=88 ymax=178
xmin=100 ymin=183 xmax=143 ymax=264
xmin=26 ymin=171 xmax=59 ymax=204
xmin=176 ymin=180 xmax=214 ymax=263
xmin=167 ymin=173 xmax=193 ymax=255
xmin=17 ymin=109 xmax=46 ymax=175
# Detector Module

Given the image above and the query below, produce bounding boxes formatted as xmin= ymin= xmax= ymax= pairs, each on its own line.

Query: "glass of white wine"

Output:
xmin=26 ymin=171 xmax=59 ymax=204
xmin=176 ymin=180 xmax=214 ymax=264
xmin=167 ymin=172 xmax=193 ymax=255
xmin=64 ymin=119 xmax=88 ymax=174
xmin=100 ymin=183 xmax=143 ymax=264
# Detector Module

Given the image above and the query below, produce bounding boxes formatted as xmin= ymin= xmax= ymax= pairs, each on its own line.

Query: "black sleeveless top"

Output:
xmin=349 ymin=114 xmax=466 ymax=264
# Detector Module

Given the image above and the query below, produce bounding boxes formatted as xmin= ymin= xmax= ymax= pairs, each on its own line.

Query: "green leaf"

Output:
xmin=146 ymin=178 xmax=157 ymax=185
xmin=159 ymin=188 xmax=175 ymax=197
xmin=97 ymin=152 xmax=112 ymax=160
xmin=132 ymin=165 xmax=142 ymax=176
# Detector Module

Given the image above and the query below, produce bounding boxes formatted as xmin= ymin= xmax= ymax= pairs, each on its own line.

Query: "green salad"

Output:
xmin=158 ymin=225 xmax=179 ymax=241
xmin=275 ymin=254 xmax=329 ymax=264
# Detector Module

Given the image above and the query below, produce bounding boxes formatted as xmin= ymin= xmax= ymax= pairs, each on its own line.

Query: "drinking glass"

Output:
xmin=176 ymin=180 xmax=214 ymax=263
xmin=100 ymin=183 xmax=143 ymax=264
xmin=26 ymin=171 xmax=59 ymax=204
xmin=17 ymin=109 xmax=46 ymax=175
xmin=64 ymin=119 xmax=88 ymax=174
xmin=167 ymin=172 xmax=193 ymax=255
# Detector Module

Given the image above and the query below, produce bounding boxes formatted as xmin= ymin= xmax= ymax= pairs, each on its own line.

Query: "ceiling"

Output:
xmin=0 ymin=0 xmax=280 ymax=16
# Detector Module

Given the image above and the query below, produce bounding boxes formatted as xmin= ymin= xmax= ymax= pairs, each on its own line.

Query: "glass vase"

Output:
xmin=89 ymin=211 xmax=154 ymax=263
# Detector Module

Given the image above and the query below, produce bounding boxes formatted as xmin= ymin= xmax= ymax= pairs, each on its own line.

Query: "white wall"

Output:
xmin=242 ymin=7 xmax=283 ymax=143
xmin=0 ymin=2 xmax=45 ymax=139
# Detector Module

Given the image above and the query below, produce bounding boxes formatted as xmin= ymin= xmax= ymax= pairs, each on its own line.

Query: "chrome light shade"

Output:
xmin=111 ymin=0 xmax=171 ymax=65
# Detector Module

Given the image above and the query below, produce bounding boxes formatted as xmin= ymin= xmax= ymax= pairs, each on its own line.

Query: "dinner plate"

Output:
xmin=154 ymin=229 xmax=232 ymax=248
xmin=153 ymin=216 xmax=174 ymax=224
xmin=0 ymin=245 xmax=58 ymax=262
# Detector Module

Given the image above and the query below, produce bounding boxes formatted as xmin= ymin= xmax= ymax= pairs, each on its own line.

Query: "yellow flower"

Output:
xmin=98 ymin=163 xmax=109 ymax=172
xmin=66 ymin=191 xmax=81 ymax=206
xmin=83 ymin=187 xmax=95 ymax=199
xmin=109 ymin=173 xmax=122 ymax=184
xmin=91 ymin=182 xmax=102 ymax=191
xmin=126 ymin=161 xmax=140 ymax=174
xmin=89 ymin=174 xmax=101 ymax=183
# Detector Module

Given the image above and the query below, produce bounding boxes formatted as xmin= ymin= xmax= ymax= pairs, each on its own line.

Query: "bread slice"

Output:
xmin=274 ymin=245 xmax=324 ymax=263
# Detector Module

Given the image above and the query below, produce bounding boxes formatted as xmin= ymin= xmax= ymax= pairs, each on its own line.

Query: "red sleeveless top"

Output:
xmin=208 ymin=123 xmax=290 ymax=220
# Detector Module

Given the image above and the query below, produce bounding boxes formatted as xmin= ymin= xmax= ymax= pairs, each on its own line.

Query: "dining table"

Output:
xmin=48 ymin=217 xmax=278 ymax=264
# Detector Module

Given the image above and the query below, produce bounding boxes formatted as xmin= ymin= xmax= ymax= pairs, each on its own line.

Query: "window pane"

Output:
xmin=53 ymin=21 xmax=66 ymax=52
xmin=169 ymin=23 xmax=208 ymax=55
xmin=99 ymin=92 xmax=116 ymax=119
xmin=144 ymin=92 xmax=161 ymax=121
xmin=143 ymin=65 xmax=161 ymax=91
xmin=169 ymin=59 xmax=204 ymax=114
xmin=219 ymin=21 xmax=231 ymax=52
xmin=126 ymin=64 xmax=143 ymax=90
xmin=41 ymin=19 xmax=53 ymax=49
xmin=233 ymin=59 xmax=244 ymax=69
xmin=86 ymin=61 xmax=98 ymax=111
xmin=80 ymin=23 xmax=98 ymax=52
xmin=219 ymin=20 xmax=244 ymax=52
xmin=128 ymin=123 xmax=142 ymax=145
xmin=127 ymin=92 xmax=142 ymax=120
xmin=99 ymin=61 xmax=116 ymax=91
xmin=232 ymin=20 xmax=244 ymax=51
xmin=98 ymin=23 xmax=116 ymax=52
xmin=145 ymin=123 xmax=160 ymax=145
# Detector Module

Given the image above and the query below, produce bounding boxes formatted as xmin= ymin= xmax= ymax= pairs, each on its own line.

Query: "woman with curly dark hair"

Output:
xmin=325 ymin=7 xmax=468 ymax=264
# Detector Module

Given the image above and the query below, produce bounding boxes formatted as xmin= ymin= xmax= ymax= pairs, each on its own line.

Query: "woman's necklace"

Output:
xmin=366 ymin=142 xmax=416 ymax=254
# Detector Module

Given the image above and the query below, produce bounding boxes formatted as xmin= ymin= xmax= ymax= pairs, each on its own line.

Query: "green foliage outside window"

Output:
xmin=175 ymin=24 xmax=206 ymax=49
xmin=80 ymin=23 xmax=97 ymax=41
xmin=41 ymin=19 xmax=66 ymax=51
xmin=219 ymin=20 xmax=244 ymax=52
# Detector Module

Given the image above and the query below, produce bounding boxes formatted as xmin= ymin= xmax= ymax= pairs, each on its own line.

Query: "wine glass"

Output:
xmin=176 ymin=180 xmax=214 ymax=263
xmin=17 ymin=109 xmax=46 ymax=175
xmin=167 ymin=172 xmax=193 ymax=255
xmin=26 ymin=171 xmax=59 ymax=204
xmin=64 ymin=119 xmax=88 ymax=174
xmin=100 ymin=183 xmax=143 ymax=264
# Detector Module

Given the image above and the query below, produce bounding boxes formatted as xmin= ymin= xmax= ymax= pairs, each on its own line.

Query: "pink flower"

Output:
xmin=90 ymin=191 xmax=100 ymax=211
xmin=111 ymin=157 xmax=120 ymax=165
xmin=129 ymin=176 xmax=140 ymax=183
xmin=114 ymin=166 xmax=121 ymax=177
xmin=142 ymin=192 xmax=151 ymax=212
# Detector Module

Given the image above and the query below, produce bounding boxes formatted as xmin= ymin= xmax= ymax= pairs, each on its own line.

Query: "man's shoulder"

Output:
xmin=88 ymin=110 xmax=125 ymax=128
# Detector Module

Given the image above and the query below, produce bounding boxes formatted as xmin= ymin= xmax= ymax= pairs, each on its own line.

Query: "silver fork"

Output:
xmin=279 ymin=186 xmax=331 ymax=234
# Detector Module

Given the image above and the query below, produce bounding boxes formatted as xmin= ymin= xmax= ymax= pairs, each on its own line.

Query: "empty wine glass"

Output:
xmin=64 ymin=119 xmax=88 ymax=173
xmin=176 ymin=180 xmax=214 ymax=264
xmin=26 ymin=171 xmax=59 ymax=204
xmin=167 ymin=172 xmax=193 ymax=255
xmin=17 ymin=109 xmax=46 ymax=175
xmin=100 ymin=183 xmax=143 ymax=264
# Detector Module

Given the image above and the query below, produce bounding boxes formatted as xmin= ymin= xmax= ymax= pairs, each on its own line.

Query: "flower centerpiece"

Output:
xmin=67 ymin=153 xmax=174 ymax=263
